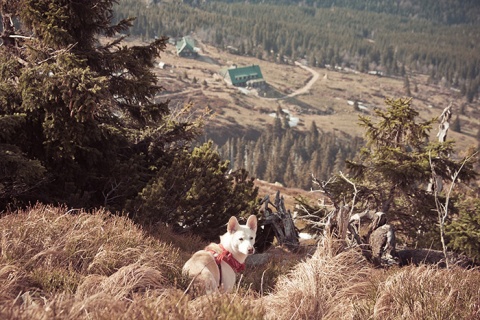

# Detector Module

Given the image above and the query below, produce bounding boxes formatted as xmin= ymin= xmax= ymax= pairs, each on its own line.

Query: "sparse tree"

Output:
xmin=318 ymin=98 xmax=476 ymax=247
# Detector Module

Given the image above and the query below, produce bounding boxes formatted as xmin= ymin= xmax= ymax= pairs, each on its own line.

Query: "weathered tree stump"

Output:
xmin=256 ymin=191 xmax=299 ymax=252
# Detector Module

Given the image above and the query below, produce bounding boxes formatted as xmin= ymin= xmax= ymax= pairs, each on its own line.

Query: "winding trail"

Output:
xmin=263 ymin=61 xmax=320 ymax=101
xmin=155 ymin=60 xmax=320 ymax=101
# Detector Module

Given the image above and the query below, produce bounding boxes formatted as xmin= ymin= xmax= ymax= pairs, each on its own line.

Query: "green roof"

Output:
xmin=176 ymin=37 xmax=195 ymax=54
xmin=227 ymin=65 xmax=264 ymax=85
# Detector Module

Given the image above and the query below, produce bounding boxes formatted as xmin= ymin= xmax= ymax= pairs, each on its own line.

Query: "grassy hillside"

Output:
xmin=1 ymin=205 xmax=479 ymax=319
xmin=148 ymin=39 xmax=479 ymax=151
xmin=116 ymin=0 xmax=480 ymax=102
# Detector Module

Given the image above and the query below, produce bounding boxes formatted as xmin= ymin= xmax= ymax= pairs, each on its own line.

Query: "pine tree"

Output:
xmin=234 ymin=138 xmax=246 ymax=170
xmin=253 ymin=139 xmax=267 ymax=179
xmin=0 ymin=1 xmax=201 ymax=211
xmin=446 ymin=197 xmax=480 ymax=262
xmin=404 ymin=75 xmax=412 ymax=96
xmin=272 ymin=116 xmax=283 ymax=138
xmin=134 ymin=142 xmax=258 ymax=240
xmin=264 ymin=138 xmax=282 ymax=184
xmin=306 ymin=120 xmax=320 ymax=154
xmin=309 ymin=150 xmax=322 ymax=181
xmin=327 ymin=98 xmax=477 ymax=246
xmin=451 ymin=115 xmax=461 ymax=133
xmin=333 ymin=149 xmax=346 ymax=173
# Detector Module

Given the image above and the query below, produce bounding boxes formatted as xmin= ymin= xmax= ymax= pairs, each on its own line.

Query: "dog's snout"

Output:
xmin=248 ymin=247 xmax=255 ymax=254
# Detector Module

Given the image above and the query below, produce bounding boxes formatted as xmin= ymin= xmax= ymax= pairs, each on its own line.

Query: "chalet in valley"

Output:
xmin=219 ymin=65 xmax=265 ymax=88
xmin=176 ymin=37 xmax=198 ymax=58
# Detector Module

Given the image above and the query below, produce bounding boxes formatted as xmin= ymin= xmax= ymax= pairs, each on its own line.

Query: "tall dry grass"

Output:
xmin=263 ymin=241 xmax=375 ymax=319
xmin=1 ymin=205 xmax=479 ymax=319
xmin=373 ymin=266 xmax=480 ymax=319
xmin=264 ymin=238 xmax=480 ymax=320
xmin=0 ymin=205 xmax=264 ymax=319
xmin=0 ymin=205 xmax=172 ymax=316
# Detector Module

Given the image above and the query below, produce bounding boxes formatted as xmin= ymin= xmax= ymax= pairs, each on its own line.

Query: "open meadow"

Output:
xmin=149 ymin=39 xmax=479 ymax=151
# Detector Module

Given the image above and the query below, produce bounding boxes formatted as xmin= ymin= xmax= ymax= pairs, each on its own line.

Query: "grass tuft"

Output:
xmin=264 ymin=239 xmax=480 ymax=320
xmin=373 ymin=265 xmax=480 ymax=319
xmin=1 ymin=205 xmax=479 ymax=319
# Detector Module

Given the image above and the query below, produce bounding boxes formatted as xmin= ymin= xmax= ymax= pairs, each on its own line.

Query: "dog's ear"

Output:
xmin=246 ymin=215 xmax=257 ymax=233
xmin=227 ymin=216 xmax=240 ymax=233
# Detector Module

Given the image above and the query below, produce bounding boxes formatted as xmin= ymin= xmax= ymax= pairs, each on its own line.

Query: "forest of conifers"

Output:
xmin=113 ymin=0 xmax=480 ymax=188
xmin=115 ymin=0 xmax=480 ymax=102
xmin=216 ymin=115 xmax=362 ymax=189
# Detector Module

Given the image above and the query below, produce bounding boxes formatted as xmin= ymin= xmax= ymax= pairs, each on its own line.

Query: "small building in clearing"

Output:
xmin=219 ymin=65 xmax=265 ymax=88
xmin=176 ymin=37 xmax=198 ymax=58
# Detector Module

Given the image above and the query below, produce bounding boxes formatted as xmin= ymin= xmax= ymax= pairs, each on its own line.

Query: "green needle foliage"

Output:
xmin=0 ymin=0 xmax=258 ymax=239
xmin=325 ymin=98 xmax=477 ymax=247
xmin=0 ymin=0 xmax=178 ymax=210
xmin=446 ymin=197 xmax=480 ymax=262
xmin=133 ymin=141 xmax=258 ymax=241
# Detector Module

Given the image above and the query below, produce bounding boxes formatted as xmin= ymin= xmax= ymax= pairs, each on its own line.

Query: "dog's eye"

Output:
xmin=250 ymin=237 xmax=254 ymax=240
xmin=239 ymin=237 xmax=244 ymax=241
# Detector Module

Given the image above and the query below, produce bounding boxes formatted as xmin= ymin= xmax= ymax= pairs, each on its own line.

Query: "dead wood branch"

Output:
xmin=430 ymin=150 xmax=478 ymax=268
xmin=259 ymin=191 xmax=299 ymax=251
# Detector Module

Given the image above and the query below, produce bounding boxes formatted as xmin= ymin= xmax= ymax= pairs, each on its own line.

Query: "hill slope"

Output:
xmin=1 ymin=205 xmax=479 ymax=319
xmin=149 ymin=39 xmax=479 ymax=150
xmin=116 ymin=0 xmax=480 ymax=105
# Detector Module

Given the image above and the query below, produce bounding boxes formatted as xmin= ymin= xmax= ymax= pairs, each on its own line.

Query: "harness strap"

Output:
xmin=205 ymin=243 xmax=246 ymax=288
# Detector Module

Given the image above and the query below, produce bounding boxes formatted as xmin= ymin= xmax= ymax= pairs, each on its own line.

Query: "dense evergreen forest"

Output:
xmin=202 ymin=0 xmax=480 ymax=25
xmin=115 ymin=0 xmax=480 ymax=102
xmin=217 ymin=113 xmax=361 ymax=189
xmin=113 ymin=0 xmax=480 ymax=188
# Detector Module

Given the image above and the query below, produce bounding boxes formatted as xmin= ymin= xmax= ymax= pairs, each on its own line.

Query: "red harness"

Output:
xmin=206 ymin=244 xmax=246 ymax=287
xmin=214 ymin=244 xmax=246 ymax=272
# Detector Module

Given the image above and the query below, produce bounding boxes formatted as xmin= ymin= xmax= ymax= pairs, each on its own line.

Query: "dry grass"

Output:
xmin=263 ymin=241 xmax=374 ymax=319
xmin=373 ymin=266 xmax=480 ymax=320
xmin=242 ymin=247 xmax=308 ymax=295
xmin=263 ymin=238 xmax=480 ymax=320
xmin=0 ymin=205 xmax=479 ymax=319
xmin=147 ymin=39 xmax=480 ymax=151
xmin=0 ymin=205 xmax=264 ymax=319
xmin=0 ymin=204 xmax=180 ymax=318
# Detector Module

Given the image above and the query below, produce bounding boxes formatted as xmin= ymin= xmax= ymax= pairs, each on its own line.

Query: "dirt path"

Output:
xmin=285 ymin=62 xmax=320 ymax=98
xmin=262 ymin=61 xmax=320 ymax=101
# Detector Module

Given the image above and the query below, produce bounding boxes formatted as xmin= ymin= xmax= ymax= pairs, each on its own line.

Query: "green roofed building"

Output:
xmin=176 ymin=37 xmax=198 ymax=58
xmin=219 ymin=65 xmax=265 ymax=88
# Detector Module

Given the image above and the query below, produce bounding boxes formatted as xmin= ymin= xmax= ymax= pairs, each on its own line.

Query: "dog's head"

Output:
xmin=222 ymin=215 xmax=257 ymax=256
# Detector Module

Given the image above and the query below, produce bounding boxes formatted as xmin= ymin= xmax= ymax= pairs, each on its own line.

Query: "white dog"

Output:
xmin=182 ymin=215 xmax=257 ymax=294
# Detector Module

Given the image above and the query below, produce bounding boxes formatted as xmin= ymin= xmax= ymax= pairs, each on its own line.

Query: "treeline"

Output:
xmin=115 ymin=0 xmax=480 ymax=101
xmin=216 ymin=112 xmax=362 ymax=189
xmin=203 ymin=0 xmax=480 ymax=25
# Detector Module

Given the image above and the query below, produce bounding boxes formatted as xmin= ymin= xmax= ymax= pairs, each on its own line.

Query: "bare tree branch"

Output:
xmin=430 ymin=150 xmax=478 ymax=268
